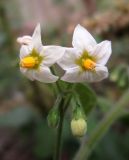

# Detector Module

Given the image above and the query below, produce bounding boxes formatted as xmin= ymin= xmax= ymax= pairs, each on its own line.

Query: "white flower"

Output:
xmin=17 ymin=24 xmax=65 ymax=83
xmin=58 ymin=24 xmax=112 ymax=83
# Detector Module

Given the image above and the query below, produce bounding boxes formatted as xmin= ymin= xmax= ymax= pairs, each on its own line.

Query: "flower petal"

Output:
xmin=57 ymin=48 xmax=80 ymax=70
xmin=61 ymin=65 xmax=108 ymax=83
xmin=17 ymin=36 xmax=32 ymax=45
xmin=72 ymin=24 xmax=97 ymax=51
xmin=93 ymin=65 xmax=108 ymax=81
xmin=91 ymin=41 xmax=112 ymax=65
xmin=61 ymin=66 xmax=84 ymax=83
xmin=33 ymin=66 xmax=58 ymax=83
xmin=81 ymin=65 xmax=108 ymax=82
xmin=20 ymin=67 xmax=35 ymax=81
xmin=40 ymin=46 xmax=65 ymax=67
xmin=20 ymin=45 xmax=31 ymax=59
xmin=32 ymin=23 xmax=42 ymax=51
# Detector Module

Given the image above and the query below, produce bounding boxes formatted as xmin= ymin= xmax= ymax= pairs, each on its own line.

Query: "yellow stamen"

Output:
xmin=83 ymin=59 xmax=95 ymax=70
xmin=20 ymin=56 xmax=38 ymax=68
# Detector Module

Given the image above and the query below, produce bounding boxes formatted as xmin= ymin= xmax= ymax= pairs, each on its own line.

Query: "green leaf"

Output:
xmin=75 ymin=83 xmax=97 ymax=115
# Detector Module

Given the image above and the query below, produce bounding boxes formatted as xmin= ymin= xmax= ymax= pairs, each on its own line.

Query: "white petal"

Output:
xmin=33 ymin=66 xmax=58 ymax=83
xmin=81 ymin=65 xmax=108 ymax=82
xmin=93 ymin=65 xmax=108 ymax=81
xmin=61 ymin=66 xmax=84 ymax=83
xmin=20 ymin=67 xmax=34 ymax=81
xmin=32 ymin=23 xmax=42 ymax=51
xmin=61 ymin=65 xmax=108 ymax=83
xmin=40 ymin=46 xmax=65 ymax=67
xmin=17 ymin=36 xmax=32 ymax=45
xmin=91 ymin=41 xmax=112 ymax=65
xmin=20 ymin=45 xmax=31 ymax=59
xmin=57 ymin=48 xmax=80 ymax=70
xmin=72 ymin=24 xmax=97 ymax=51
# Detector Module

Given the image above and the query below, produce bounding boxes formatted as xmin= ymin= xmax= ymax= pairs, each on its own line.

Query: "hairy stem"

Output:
xmin=74 ymin=89 xmax=129 ymax=160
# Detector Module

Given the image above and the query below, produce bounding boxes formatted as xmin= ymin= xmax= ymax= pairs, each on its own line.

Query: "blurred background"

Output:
xmin=0 ymin=0 xmax=129 ymax=160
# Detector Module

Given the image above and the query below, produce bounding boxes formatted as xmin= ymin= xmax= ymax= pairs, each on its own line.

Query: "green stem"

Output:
xmin=54 ymin=98 xmax=65 ymax=160
xmin=64 ymin=93 xmax=73 ymax=112
xmin=74 ymin=89 xmax=129 ymax=160
xmin=54 ymin=83 xmax=76 ymax=160
xmin=51 ymin=67 xmax=62 ymax=93
xmin=64 ymin=84 xmax=76 ymax=112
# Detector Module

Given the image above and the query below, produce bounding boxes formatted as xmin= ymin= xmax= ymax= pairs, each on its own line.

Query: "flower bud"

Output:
xmin=47 ymin=108 xmax=60 ymax=128
xmin=17 ymin=36 xmax=32 ymax=45
xmin=71 ymin=118 xmax=87 ymax=137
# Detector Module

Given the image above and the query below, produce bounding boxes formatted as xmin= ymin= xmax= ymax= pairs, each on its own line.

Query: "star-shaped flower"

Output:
xmin=17 ymin=24 xmax=65 ymax=83
xmin=58 ymin=24 xmax=112 ymax=83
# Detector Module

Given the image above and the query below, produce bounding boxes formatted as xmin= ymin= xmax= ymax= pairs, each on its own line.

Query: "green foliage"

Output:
xmin=75 ymin=83 xmax=97 ymax=115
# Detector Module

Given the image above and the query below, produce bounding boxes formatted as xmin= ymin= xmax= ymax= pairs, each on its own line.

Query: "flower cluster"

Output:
xmin=17 ymin=23 xmax=112 ymax=83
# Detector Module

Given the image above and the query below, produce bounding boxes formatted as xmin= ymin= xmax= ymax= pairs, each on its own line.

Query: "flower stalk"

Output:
xmin=54 ymin=83 xmax=75 ymax=160
xmin=54 ymin=97 xmax=65 ymax=160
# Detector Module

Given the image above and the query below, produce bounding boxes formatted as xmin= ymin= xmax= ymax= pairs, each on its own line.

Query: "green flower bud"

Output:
xmin=71 ymin=118 xmax=87 ymax=137
xmin=47 ymin=108 xmax=60 ymax=128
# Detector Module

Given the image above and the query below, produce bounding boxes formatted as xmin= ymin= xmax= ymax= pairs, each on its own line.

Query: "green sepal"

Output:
xmin=47 ymin=108 xmax=60 ymax=128
xmin=72 ymin=104 xmax=86 ymax=120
